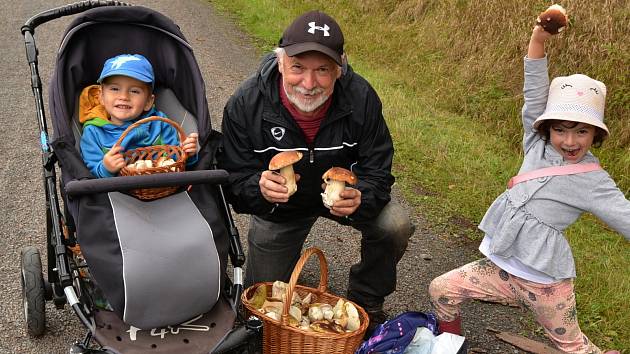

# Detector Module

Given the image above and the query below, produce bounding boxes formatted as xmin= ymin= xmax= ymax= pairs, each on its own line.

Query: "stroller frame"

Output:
xmin=19 ymin=1 xmax=261 ymax=353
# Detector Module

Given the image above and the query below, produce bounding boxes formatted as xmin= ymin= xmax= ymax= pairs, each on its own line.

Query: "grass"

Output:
xmin=208 ymin=0 xmax=630 ymax=349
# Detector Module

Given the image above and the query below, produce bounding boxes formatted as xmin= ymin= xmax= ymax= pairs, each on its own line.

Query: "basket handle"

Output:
xmin=112 ymin=116 xmax=188 ymax=152
xmin=282 ymin=247 xmax=328 ymax=326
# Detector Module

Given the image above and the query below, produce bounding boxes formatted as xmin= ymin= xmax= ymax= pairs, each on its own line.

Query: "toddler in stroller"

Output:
xmin=19 ymin=2 xmax=261 ymax=353
xmin=80 ymin=53 xmax=199 ymax=178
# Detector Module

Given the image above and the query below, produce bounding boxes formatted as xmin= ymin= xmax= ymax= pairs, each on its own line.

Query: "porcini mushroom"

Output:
xmin=536 ymin=4 xmax=568 ymax=34
xmin=269 ymin=151 xmax=303 ymax=196
xmin=321 ymin=167 xmax=357 ymax=208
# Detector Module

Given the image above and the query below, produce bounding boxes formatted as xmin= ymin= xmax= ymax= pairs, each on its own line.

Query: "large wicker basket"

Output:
xmin=242 ymin=247 xmax=369 ymax=354
xmin=116 ymin=116 xmax=187 ymax=200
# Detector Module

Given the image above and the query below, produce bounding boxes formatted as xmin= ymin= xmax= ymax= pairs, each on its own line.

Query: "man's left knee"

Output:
xmin=374 ymin=201 xmax=413 ymax=248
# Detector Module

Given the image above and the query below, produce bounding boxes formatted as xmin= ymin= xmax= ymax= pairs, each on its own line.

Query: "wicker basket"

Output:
xmin=242 ymin=247 xmax=369 ymax=354
xmin=116 ymin=116 xmax=187 ymax=200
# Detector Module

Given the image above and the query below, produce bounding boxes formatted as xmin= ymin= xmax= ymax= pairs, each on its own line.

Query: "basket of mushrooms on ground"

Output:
xmin=242 ymin=247 xmax=369 ymax=354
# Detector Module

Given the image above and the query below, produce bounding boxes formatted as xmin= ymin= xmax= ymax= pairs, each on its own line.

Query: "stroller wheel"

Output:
xmin=20 ymin=246 xmax=46 ymax=337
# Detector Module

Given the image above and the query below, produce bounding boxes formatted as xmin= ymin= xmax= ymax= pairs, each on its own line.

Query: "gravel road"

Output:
xmin=1 ymin=1 xmax=549 ymax=353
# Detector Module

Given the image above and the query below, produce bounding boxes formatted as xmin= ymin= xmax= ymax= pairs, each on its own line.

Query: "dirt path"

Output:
xmin=1 ymin=1 xmax=550 ymax=353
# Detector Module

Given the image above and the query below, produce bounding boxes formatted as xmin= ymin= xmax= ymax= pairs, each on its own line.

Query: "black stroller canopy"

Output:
xmin=49 ymin=5 xmax=211 ymax=147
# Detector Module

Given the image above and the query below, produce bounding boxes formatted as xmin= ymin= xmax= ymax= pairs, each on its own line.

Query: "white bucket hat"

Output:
xmin=533 ymin=74 xmax=609 ymax=136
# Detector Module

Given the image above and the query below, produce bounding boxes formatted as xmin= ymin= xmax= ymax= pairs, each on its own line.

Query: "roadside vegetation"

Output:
xmin=209 ymin=0 xmax=629 ymax=349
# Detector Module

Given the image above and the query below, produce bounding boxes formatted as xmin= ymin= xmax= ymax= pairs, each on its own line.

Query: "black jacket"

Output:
xmin=218 ymin=53 xmax=394 ymax=222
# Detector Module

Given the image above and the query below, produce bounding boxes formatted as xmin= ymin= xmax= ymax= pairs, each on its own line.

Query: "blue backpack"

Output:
xmin=355 ymin=312 xmax=439 ymax=354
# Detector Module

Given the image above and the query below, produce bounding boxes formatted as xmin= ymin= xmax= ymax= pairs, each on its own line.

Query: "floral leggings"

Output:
xmin=428 ymin=258 xmax=602 ymax=354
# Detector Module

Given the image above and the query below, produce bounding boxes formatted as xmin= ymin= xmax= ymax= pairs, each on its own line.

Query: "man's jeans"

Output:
xmin=244 ymin=200 xmax=413 ymax=309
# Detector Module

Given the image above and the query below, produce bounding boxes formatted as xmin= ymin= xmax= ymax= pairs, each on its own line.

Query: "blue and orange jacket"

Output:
xmin=80 ymin=107 xmax=179 ymax=178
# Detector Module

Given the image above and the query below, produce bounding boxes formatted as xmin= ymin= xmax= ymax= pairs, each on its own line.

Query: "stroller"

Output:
xmin=19 ymin=1 xmax=262 ymax=353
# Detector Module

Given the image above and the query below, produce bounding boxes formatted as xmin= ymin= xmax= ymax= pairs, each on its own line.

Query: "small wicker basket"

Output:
xmin=116 ymin=116 xmax=187 ymax=200
xmin=242 ymin=247 xmax=369 ymax=354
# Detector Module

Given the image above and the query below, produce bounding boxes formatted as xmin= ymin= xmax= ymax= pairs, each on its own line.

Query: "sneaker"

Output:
xmin=364 ymin=308 xmax=389 ymax=339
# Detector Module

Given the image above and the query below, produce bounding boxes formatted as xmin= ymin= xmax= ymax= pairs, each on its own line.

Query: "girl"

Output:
xmin=428 ymin=19 xmax=629 ymax=354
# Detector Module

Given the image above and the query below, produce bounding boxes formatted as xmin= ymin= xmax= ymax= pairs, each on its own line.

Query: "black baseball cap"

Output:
xmin=278 ymin=10 xmax=344 ymax=66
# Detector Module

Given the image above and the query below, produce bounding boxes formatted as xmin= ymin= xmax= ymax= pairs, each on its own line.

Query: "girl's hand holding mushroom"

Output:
xmin=528 ymin=4 xmax=565 ymax=59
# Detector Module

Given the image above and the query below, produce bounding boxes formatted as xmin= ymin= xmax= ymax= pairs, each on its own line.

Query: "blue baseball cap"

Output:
xmin=97 ymin=54 xmax=154 ymax=87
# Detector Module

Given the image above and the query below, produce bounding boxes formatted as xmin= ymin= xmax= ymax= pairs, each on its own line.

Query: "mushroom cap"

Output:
xmin=322 ymin=167 xmax=357 ymax=185
xmin=537 ymin=4 xmax=568 ymax=34
xmin=269 ymin=151 xmax=303 ymax=170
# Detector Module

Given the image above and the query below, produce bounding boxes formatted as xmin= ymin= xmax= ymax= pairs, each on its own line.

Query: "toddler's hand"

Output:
xmin=103 ymin=145 xmax=126 ymax=174
xmin=181 ymin=133 xmax=199 ymax=155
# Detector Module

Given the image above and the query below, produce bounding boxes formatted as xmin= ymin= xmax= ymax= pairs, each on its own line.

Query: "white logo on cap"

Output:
xmin=110 ymin=55 xmax=141 ymax=69
xmin=271 ymin=127 xmax=285 ymax=141
xmin=307 ymin=22 xmax=330 ymax=36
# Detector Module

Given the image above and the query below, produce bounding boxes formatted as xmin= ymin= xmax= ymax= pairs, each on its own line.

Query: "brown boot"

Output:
xmin=437 ymin=316 xmax=462 ymax=335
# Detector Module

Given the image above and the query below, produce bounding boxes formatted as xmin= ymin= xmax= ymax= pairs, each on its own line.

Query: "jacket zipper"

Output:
xmin=307 ymin=109 xmax=352 ymax=165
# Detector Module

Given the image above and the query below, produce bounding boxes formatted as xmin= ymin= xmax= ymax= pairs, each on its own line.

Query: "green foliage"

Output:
xmin=210 ymin=0 xmax=290 ymax=51
xmin=208 ymin=0 xmax=630 ymax=348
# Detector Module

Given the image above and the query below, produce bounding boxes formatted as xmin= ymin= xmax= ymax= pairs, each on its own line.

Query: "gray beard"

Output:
xmin=283 ymin=83 xmax=329 ymax=113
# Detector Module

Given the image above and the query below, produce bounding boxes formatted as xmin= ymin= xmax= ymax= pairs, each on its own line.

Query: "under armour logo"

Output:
xmin=307 ymin=22 xmax=330 ymax=36
xmin=109 ymin=55 xmax=141 ymax=69
xmin=271 ymin=127 xmax=285 ymax=141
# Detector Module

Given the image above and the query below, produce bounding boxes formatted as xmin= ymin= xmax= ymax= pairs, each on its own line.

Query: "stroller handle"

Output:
xmin=22 ymin=0 xmax=130 ymax=34
xmin=65 ymin=169 xmax=229 ymax=197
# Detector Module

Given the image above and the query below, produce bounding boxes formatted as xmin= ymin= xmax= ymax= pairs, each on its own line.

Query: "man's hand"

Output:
xmin=329 ymin=187 xmax=361 ymax=217
xmin=181 ymin=133 xmax=199 ymax=154
xmin=259 ymin=170 xmax=300 ymax=203
xmin=103 ymin=145 xmax=126 ymax=175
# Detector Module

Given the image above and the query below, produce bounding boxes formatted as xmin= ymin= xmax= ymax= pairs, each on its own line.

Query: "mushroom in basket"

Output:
xmin=269 ymin=151 xmax=303 ymax=197
xmin=125 ymin=156 xmax=176 ymax=172
xmin=321 ymin=167 xmax=357 ymax=209
xmin=247 ymin=280 xmax=362 ymax=333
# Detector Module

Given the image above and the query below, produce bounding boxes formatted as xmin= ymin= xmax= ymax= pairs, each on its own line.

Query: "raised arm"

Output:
xmin=521 ymin=25 xmax=553 ymax=153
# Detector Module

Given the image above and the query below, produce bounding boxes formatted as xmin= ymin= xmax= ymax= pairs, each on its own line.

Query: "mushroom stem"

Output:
xmin=280 ymin=165 xmax=297 ymax=196
xmin=321 ymin=180 xmax=346 ymax=208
